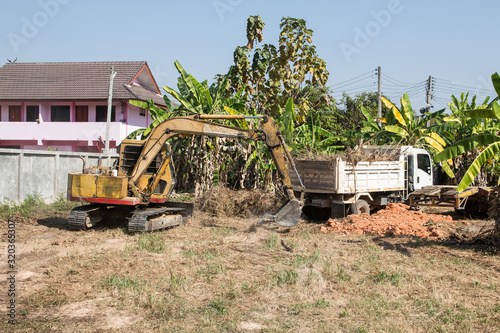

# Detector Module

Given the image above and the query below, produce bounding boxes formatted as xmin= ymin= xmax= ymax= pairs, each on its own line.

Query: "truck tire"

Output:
xmin=351 ymin=200 xmax=370 ymax=215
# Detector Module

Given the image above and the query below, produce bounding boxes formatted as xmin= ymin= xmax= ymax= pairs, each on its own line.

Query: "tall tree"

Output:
xmin=227 ymin=15 xmax=329 ymax=119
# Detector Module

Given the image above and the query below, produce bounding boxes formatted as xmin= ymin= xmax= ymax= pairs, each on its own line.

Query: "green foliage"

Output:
xmin=0 ymin=193 xmax=78 ymax=219
xmin=227 ymin=15 xmax=329 ymax=119
xmin=275 ymin=269 xmax=299 ymax=287
xmin=434 ymin=73 xmax=500 ymax=191
xmin=134 ymin=232 xmax=168 ymax=253
xmin=381 ymin=94 xmax=447 ymax=150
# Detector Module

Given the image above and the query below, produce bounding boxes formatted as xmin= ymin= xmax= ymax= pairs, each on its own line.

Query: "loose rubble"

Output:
xmin=321 ymin=203 xmax=453 ymax=239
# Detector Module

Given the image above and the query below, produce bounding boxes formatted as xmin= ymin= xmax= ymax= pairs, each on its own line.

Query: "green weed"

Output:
xmin=370 ymin=270 xmax=404 ymax=285
xmin=135 ymin=232 xmax=167 ymax=253
xmin=168 ymin=269 xmax=186 ymax=294
xmin=211 ymin=225 xmax=233 ymax=237
xmin=101 ymin=273 xmax=143 ymax=294
xmin=0 ymin=192 xmax=79 ymax=219
xmin=275 ymin=269 xmax=298 ymax=287
xmin=197 ymin=261 xmax=226 ymax=281
xmin=294 ymin=249 xmax=320 ymax=266
xmin=265 ymin=234 xmax=279 ymax=251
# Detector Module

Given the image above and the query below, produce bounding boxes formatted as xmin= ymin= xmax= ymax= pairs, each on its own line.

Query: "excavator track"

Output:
xmin=128 ymin=207 xmax=186 ymax=233
xmin=68 ymin=205 xmax=103 ymax=230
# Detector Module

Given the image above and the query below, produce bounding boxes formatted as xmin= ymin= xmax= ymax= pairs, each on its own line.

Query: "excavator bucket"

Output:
xmin=260 ymin=199 xmax=302 ymax=227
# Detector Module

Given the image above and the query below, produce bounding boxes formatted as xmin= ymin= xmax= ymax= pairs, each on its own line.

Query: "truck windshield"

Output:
xmin=417 ymin=154 xmax=431 ymax=175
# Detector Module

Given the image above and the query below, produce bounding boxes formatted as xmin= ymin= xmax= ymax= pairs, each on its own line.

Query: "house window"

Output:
xmin=75 ymin=105 xmax=89 ymax=122
xmin=96 ymin=106 xmax=116 ymax=122
xmin=51 ymin=105 xmax=70 ymax=122
xmin=26 ymin=105 xmax=39 ymax=122
xmin=9 ymin=105 xmax=21 ymax=122
xmin=139 ymin=108 xmax=146 ymax=117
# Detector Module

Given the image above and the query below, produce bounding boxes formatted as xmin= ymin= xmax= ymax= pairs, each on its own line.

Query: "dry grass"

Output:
xmin=0 ymin=205 xmax=499 ymax=332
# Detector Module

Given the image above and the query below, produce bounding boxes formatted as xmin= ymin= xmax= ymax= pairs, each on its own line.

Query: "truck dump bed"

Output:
xmin=290 ymin=157 xmax=405 ymax=194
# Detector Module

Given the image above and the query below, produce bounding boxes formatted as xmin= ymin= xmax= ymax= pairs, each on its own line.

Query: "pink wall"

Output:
xmin=0 ymin=100 xmax=154 ymax=151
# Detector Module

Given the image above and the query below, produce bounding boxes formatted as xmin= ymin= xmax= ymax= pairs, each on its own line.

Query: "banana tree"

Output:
xmin=381 ymin=94 xmax=447 ymax=148
xmin=433 ymin=73 xmax=500 ymax=192
xmin=381 ymin=93 xmax=453 ymax=176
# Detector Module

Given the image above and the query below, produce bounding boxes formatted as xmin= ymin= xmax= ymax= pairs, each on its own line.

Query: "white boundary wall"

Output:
xmin=0 ymin=149 xmax=119 ymax=203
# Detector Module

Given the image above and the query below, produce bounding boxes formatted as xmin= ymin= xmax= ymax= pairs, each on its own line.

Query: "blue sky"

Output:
xmin=1 ymin=0 xmax=499 ymax=111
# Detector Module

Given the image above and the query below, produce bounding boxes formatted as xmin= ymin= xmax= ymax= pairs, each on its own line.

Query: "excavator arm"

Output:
xmin=127 ymin=114 xmax=303 ymax=226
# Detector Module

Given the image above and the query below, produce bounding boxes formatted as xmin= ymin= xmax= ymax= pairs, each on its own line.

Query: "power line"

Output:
xmin=329 ymin=69 xmax=499 ymax=113
xmin=381 ymin=74 xmax=426 ymax=87
xmin=433 ymin=77 xmax=496 ymax=92
xmin=328 ymin=70 xmax=374 ymax=88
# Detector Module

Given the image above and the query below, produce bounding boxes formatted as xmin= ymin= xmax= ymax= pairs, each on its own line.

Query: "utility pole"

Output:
xmin=377 ymin=66 xmax=382 ymax=126
xmin=425 ymin=75 xmax=432 ymax=127
xmin=426 ymin=75 xmax=432 ymax=109
xmin=104 ymin=66 xmax=117 ymax=159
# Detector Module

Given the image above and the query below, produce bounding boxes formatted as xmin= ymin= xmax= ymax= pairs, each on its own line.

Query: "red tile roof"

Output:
xmin=0 ymin=61 xmax=167 ymax=106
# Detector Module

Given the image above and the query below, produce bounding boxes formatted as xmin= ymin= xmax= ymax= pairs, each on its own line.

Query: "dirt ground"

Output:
xmin=0 ymin=204 xmax=499 ymax=332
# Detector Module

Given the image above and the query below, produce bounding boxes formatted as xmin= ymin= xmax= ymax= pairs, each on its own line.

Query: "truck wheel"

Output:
xmin=351 ymin=200 xmax=370 ymax=215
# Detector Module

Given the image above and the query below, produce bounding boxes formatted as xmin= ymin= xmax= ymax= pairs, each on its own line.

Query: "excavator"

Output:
xmin=67 ymin=114 xmax=304 ymax=233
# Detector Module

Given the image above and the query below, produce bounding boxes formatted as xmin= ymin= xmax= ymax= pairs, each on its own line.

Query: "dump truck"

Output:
xmin=289 ymin=145 xmax=493 ymax=218
xmin=67 ymin=114 xmax=302 ymax=232
xmin=288 ymin=145 xmax=492 ymax=218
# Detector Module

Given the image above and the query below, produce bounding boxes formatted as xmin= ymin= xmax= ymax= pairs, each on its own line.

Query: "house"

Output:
xmin=0 ymin=61 xmax=168 ymax=152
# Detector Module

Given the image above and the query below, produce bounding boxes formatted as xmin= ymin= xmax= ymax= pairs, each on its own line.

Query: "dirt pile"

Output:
xmin=321 ymin=203 xmax=453 ymax=239
xmin=196 ymin=186 xmax=282 ymax=218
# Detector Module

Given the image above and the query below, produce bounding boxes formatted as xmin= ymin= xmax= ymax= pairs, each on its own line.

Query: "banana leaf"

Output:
xmin=361 ymin=106 xmax=380 ymax=132
xmin=492 ymin=72 xmax=500 ymax=97
xmin=457 ymin=142 xmax=500 ymax=192
xmin=463 ymin=106 xmax=500 ymax=120
xmin=382 ymin=97 xmax=406 ymax=127
xmin=400 ymin=93 xmax=414 ymax=126
xmin=174 ymin=61 xmax=202 ymax=105
xmin=385 ymin=125 xmax=408 ymax=137
xmin=440 ymin=160 xmax=455 ymax=178
xmin=422 ymin=135 xmax=445 ymax=152
xmin=426 ymin=131 xmax=447 ymax=148
xmin=163 ymin=85 xmax=201 ymax=113
xmin=433 ymin=134 xmax=500 ymax=162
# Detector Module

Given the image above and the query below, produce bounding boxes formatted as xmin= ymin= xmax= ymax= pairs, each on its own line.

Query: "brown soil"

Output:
xmin=321 ymin=203 xmax=456 ymax=240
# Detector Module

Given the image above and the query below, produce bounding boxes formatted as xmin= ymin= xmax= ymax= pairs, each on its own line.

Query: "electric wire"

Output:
xmin=328 ymin=70 xmax=375 ymax=88
xmin=329 ymin=70 xmax=498 ymax=113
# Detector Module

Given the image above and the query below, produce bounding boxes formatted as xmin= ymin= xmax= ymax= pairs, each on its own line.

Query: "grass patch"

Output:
xmin=134 ymin=232 xmax=168 ymax=253
xmin=275 ymin=269 xmax=299 ymax=287
xmin=369 ymin=269 xmax=405 ymax=285
xmin=265 ymin=233 xmax=279 ymax=251
xmin=0 ymin=192 xmax=79 ymax=219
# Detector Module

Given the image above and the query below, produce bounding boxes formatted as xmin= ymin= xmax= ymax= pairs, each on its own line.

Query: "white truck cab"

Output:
xmin=401 ymin=146 xmax=433 ymax=191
